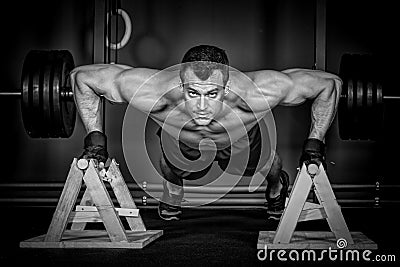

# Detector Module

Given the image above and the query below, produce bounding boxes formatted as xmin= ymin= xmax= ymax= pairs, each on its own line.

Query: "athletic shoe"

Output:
xmin=158 ymin=201 xmax=182 ymax=221
xmin=266 ymin=170 xmax=289 ymax=221
xmin=158 ymin=180 xmax=183 ymax=221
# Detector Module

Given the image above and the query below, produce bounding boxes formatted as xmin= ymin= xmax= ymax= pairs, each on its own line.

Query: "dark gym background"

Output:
xmin=1 ymin=0 xmax=398 ymax=187
xmin=0 ymin=0 xmax=399 ymax=266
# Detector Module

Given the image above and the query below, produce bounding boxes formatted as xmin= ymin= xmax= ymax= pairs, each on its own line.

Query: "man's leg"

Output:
xmin=259 ymin=152 xmax=290 ymax=221
xmin=216 ymin=123 xmax=289 ymax=220
xmin=260 ymin=153 xmax=282 ymax=198
xmin=157 ymin=125 xmax=216 ymax=220
xmin=218 ymin=149 xmax=289 ymax=221
xmin=158 ymin=152 xmax=213 ymax=221
xmin=158 ymin=155 xmax=184 ymax=221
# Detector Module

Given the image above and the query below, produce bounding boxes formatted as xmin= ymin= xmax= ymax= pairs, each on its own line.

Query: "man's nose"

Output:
xmin=197 ymin=95 xmax=207 ymax=110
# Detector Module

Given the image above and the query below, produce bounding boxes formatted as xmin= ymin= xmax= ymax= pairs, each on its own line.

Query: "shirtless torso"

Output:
xmin=71 ymin=63 xmax=342 ymax=149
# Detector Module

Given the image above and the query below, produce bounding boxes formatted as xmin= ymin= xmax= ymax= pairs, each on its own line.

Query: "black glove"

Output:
xmin=79 ymin=131 xmax=109 ymax=163
xmin=299 ymin=138 xmax=326 ymax=170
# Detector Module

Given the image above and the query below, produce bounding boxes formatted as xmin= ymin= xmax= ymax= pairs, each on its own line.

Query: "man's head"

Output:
xmin=179 ymin=45 xmax=229 ymax=126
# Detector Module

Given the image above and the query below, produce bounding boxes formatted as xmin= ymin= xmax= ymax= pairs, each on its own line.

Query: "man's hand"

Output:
xmin=79 ymin=131 xmax=109 ymax=163
xmin=299 ymin=138 xmax=326 ymax=170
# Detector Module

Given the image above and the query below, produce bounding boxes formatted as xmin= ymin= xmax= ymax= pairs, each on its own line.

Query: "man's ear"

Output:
xmin=224 ymin=80 xmax=231 ymax=96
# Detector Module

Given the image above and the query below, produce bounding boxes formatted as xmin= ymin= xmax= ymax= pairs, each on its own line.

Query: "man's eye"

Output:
xmin=188 ymin=91 xmax=198 ymax=97
xmin=207 ymin=92 xmax=217 ymax=98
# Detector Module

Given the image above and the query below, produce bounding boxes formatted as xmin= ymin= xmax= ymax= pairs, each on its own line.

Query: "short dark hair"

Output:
xmin=180 ymin=45 xmax=229 ymax=85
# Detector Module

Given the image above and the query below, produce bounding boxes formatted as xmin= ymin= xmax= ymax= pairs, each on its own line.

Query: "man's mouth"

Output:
xmin=196 ymin=115 xmax=210 ymax=120
xmin=194 ymin=115 xmax=212 ymax=124
xmin=196 ymin=117 xmax=210 ymax=121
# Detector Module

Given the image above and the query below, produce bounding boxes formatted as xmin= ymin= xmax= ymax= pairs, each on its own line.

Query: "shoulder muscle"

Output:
xmin=238 ymin=70 xmax=292 ymax=110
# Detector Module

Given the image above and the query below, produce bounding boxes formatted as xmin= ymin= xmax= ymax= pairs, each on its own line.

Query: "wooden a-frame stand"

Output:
xmin=258 ymin=163 xmax=377 ymax=249
xmin=20 ymin=158 xmax=162 ymax=249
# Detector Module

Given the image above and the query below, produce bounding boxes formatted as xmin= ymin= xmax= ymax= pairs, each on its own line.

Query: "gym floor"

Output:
xmin=0 ymin=206 xmax=399 ymax=266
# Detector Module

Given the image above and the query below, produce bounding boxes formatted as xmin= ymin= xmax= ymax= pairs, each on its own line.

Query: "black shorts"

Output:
xmin=157 ymin=123 xmax=268 ymax=182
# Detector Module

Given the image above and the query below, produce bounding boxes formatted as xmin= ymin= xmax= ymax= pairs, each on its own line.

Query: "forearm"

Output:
xmin=71 ymin=71 xmax=103 ymax=133
xmin=309 ymin=78 xmax=342 ymax=141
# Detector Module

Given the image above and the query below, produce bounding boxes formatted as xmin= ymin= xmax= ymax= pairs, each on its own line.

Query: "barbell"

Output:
xmin=0 ymin=50 xmax=397 ymax=140
xmin=1 ymin=50 xmax=76 ymax=138
xmin=338 ymin=53 xmax=399 ymax=141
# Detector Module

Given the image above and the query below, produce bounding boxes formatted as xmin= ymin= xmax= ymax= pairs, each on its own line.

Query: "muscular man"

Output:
xmin=71 ymin=45 xmax=341 ymax=221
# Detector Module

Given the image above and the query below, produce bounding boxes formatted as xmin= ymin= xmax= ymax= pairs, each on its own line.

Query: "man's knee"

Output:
xmin=271 ymin=153 xmax=282 ymax=172
xmin=259 ymin=151 xmax=282 ymax=177
xmin=159 ymin=156 xmax=183 ymax=187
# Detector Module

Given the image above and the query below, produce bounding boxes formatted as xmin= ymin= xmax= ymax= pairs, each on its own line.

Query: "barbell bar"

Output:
xmin=0 ymin=91 xmax=74 ymax=98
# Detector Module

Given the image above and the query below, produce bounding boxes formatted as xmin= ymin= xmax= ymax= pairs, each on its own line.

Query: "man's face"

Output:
xmin=181 ymin=68 xmax=225 ymax=126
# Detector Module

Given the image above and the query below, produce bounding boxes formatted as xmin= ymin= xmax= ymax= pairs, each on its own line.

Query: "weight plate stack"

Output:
xmin=338 ymin=53 xmax=384 ymax=141
xmin=21 ymin=50 xmax=76 ymax=138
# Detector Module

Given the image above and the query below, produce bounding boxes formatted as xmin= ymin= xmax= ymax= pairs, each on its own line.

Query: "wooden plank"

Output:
xmin=258 ymin=231 xmax=377 ymax=250
xmin=69 ymin=211 xmax=103 ymax=223
xmin=75 ymin=206 xmax=139 ymax=217
xmin=83 ymin=160 xmax=128 ymax=242
xmin=273 ymin=164 xmax=312 ymax=244
xmin=20 ymin=230 xmax=163 ymax=249
xmin=75 ymin=205 xmax=99 ymax=211
xmin=298 ymin=207 xmax=327 ymax=222
xmin=117 ymin=208 xmax=139 ymax=217
xmin=107 ymin=159 xmax=146 ymax=231
xmin=313 ymin=166 xmax=354 ymax=244
xmin=71 ymin=188 xmax=93 ymax=230
xmin=303 ymin=201 xmax=322 ymax=210
xmin=45 ymin=159 xmax=83 ymax=242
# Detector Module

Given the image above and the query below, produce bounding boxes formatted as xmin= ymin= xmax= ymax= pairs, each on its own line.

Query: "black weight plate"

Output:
xmin=59 ymin=51 xmax=76 ymax=137
xmin=375 ymin=83 xmax=384 ymax=140
xmin=338 ymin=93 xmax=349 ymax=140
xmin=348 ymin=79 xmax=355 ymax=139
xmin=30 ymin=51 xmax=44 ymax=137
xmin=338 ymin=77 xmax=353 ymax=140
xmin=357 ymin=80 xmax=369 ymax=140
xmin=42 ymin=60 xmax=53 ymax=138
xmin=52 ymin=54 xmax=63 ymax=137
xmin=21 ymin=51 xmax=34 ymax=137
xmin=366 ymin=82 xmax=373 ymax=140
